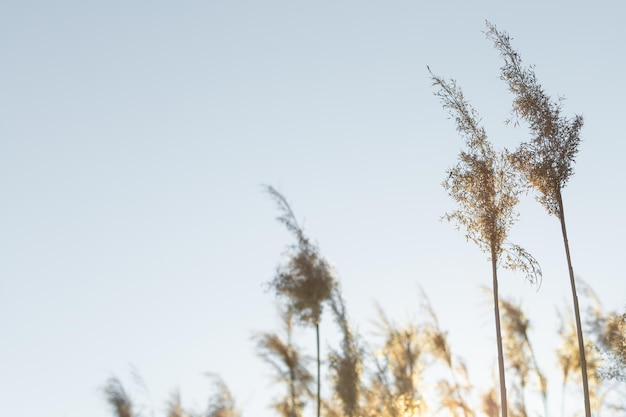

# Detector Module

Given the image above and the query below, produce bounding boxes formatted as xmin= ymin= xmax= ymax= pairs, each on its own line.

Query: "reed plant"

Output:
xmin=595 ymin=310 xmax=626 ymax=383
xmin=204 ymin=375 xmax=241 ymax=417
xmin=327 ymin=287 xmax=363 ymax=417
xmin=419 ymin=290 xmax=474 ymax=417
xmin=104 ymin=377 xmax=135 ymax=417
xmin=369 ymin=305 xmax=425 ymax=417
xmin=486 ymin=21 xmax=589 ymax=417
xmin=103 ymin=282 xmax=626 ymax=417
xmin=255 ymin=306 xmax=314 ymax=417
xmin=166 ymin=391 xmax=189 ymax=417
xmin=430 ymin=68 xmax=541 ymax=417
xmin=498 ymin=295 xmax=548 ymax=417
xmin=265 ymin=185 xmax=336 ymax=417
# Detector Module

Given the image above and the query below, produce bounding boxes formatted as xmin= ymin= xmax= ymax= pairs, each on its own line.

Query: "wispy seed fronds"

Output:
xmin=485 ymin=21 xmax=583 ymax=216
xmin=418 ymin=288 xmax=452 ymax=368
xmin=103 ymin=377 xmax=135 ymax=417
xmin=255 ymin=307 xmax=313 ymax=417
xmin=502 ymin=243 xmax=542 ymax=287
xmin=205 ymin=375 xmax=241 ymax=417
xmin=499 ymin=298 xmax=531 ymax=386
xmin=328 ymin=288 xmax=363 ymax=417
xmin=372 ymin=305 xmax=424 ymax=409
xmin=430 ymin=69 xmax=539 ymax=282
xmin=265 ymin=185 xmax=335 ymax=326
xmin=481 ymin=388 xmax=500 ymax=417
xmin=431 ymin=69 xmax=515 ymax=254
xmin=166 ymin=391 xmax=190 ymax=417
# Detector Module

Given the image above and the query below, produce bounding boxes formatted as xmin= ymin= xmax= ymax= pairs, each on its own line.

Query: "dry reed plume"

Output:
xmin=486 ymin=21 xmax=589 ymax=417
xmin=265 ymin=185 xmax=336 ymax=417
xmin=104 ymin=377 xmax=135 ymax=417
xmin=327 ymin=287 xmax=363 ymax=417
xmin=430 ymin=67 xmax=541 ymax=417
xmin=100 ymin=23 xmax=626 ymax=417
xmin=255 ymin=306 xmax=314 ymax=417
xmin=102 ymin=283 xmax=625 ymax=417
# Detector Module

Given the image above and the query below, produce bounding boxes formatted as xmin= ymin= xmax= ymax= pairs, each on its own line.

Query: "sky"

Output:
xmin=1 ymin=1 xmax=625 ymax=416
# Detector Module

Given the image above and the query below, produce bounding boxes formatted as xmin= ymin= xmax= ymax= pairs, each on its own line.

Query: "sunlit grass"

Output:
xmin=102 ymin=283 xmax=625 ymax=417
xmin=100 ymin=22 xmax=625 ymax=417
xmin=486 ymin=20 xmax=590 ymax=417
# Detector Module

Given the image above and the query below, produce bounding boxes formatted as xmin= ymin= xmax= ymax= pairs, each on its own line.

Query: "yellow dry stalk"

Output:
xmin=485 ymin=21 xmax=583 ymax=217
xmin=265 ymin=185 xmax=336 ymax=327
xmin=430 ymin=70 xmax=541 ymax=284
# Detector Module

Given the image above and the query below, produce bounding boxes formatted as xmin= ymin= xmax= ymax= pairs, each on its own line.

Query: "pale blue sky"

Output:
xmin=2 ymin=1 xmax=625 ymax=417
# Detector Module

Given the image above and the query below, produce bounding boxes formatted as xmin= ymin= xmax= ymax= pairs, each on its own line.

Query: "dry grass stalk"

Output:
xmin=265 ymin=185 xmax=335 ymax=327
xmin=104 ymin=377 xmax=135 ymax=417
xmin=369 ymin=305 xmax=425 ymax=417
xmin=265 ymin=185 xmax=336 ymax=417
xmin=328 ymin=288 xmax=363 ymax=417
xmin=498 ymin=296 xmax=547 ymax=417
xmin=576 ymin=285 xmax=626 ymax=414
xmin=484 ymin=22 xmax=582 ymax=216
xmin=599 ymin=312 xmax=626 ymax=382
xmin=166 ymin=391 xmax=190 ymax=417
xmin=430 ymin=68 xmax=541 ymax=417
xmin=481 ymin=388 xmax=500 ymax=417
xmin=485 ymin=21 xmax=590 ymax=417
xmin=204 ymin=375 xmax=240 ymax=417
xmin=582 ymin=284 xmax=626 ymax=384
xmin=419 ymin=289 xmax=474 ymax=417
xmin=255 ymin=306 xmax=313 ymax=417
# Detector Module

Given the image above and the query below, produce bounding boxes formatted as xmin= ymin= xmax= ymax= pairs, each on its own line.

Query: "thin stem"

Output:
xmin=492 ymin=246 xmax=508 ymax=417
xmin=316 ymin=322 xmax=321 ymax=417
xmin=289 ymin=365 xmax=296 ymax=417
xmin=557 ymin=192 xmax=591 ymax=417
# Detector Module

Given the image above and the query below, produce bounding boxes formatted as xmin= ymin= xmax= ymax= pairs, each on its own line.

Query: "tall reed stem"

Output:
xmin=492 ymin=245 xmax=508 ymax=417
xmin=316 ymin=322 xmax=321 ymax=417
xmin=557 ymin=192 xmax=591 ymax=417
